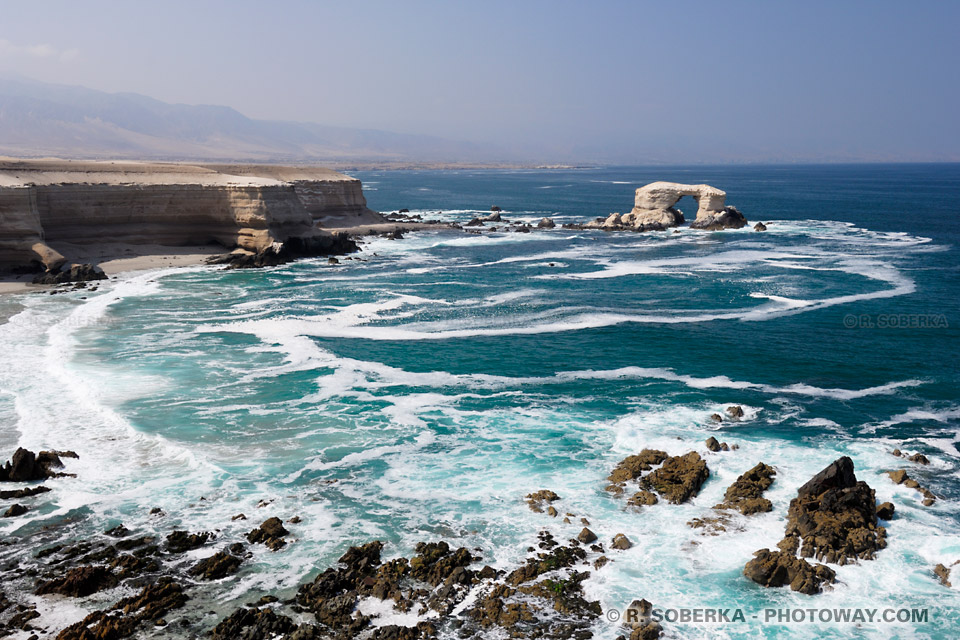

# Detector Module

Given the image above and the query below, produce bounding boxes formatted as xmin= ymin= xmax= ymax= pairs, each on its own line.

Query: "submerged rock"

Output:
xmin=525 ymin=489 xmax=560 ymax=513
xmin=753 ymin=222 xmax=767 ymax=231
xmin=886 ymin=469 xmax=936 ymax=505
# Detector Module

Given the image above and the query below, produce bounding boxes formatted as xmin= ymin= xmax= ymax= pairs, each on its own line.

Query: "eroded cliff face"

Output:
xmin=0 ymin=185 xmax=66 ymax=271
xmin=0 ymin=160 xmax=383 ymax=272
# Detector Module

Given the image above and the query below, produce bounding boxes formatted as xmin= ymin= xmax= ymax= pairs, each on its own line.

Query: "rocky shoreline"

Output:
xmin=0 ymin=425 xmax=951 ymax=640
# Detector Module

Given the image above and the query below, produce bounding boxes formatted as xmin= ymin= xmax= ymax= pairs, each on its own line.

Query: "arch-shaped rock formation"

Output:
xmin=630 ymin=182 xmax=746 ymax=230
xmin=583 ymin=182 xmax=747 ymax=231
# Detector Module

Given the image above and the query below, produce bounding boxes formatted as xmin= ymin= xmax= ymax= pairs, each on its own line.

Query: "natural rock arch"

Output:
xmin=588 ymin=181 xmax=747 ymax=231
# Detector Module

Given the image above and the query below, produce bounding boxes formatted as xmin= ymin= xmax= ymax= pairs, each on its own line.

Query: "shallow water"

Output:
xmin=1 ymin=164 xmax=959 ymax=638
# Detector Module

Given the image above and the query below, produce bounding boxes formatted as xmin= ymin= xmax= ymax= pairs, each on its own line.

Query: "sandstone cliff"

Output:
xmin=0 ymin=159 xmax=384 ymax=273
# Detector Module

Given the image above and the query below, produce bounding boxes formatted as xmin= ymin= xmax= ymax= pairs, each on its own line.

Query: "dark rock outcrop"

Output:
xmin=717 ymin=463 xmax=776 ymax=515
xmin=785 ymin=457 xmax=885 ymax=564
xmin=690 ymin=206 xmax=748 ymax=231
xmin=211 ymin=606 xmax=297 ymax=640
xmin=0 ymin=448 xmax=73 ymax=482
xmin=208 ymin=233 xmax=359 ymax=269
xmin=247 ymin=517 xmax=289 ymax=550
xmin=935 ymin=563 xmax=953 ymax=587
xmin=744 ymin=457 xmax=885 ymax=595
xmin=33 ymin=263 xmax=107 ymax=285
xmin=640 ymin=452 xmax=709 ymax=504
xmin=743 ymin=549 xmax=836 ymax=595
xmin=55 ymin=578 xmax=187 ymax=640
xmin=2 ymin=503 xmax=28 ymax=517
xmin=166 ymin=530 xmax=210 ymax=553
xmin=188 ymin=550 xmax=243 ymax=580
xmin=605 ymin=449 xmax=668 ymax=493
xmin=35 ymin=565 xmax=118 ymax=597
xmin=0 ymin=485 xmax=51 ymax=499
xmin=876 ymin=501 xmax=895 ymax=520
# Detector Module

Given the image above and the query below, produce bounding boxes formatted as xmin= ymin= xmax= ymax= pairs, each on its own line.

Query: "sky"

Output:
xmin=1 ymin=0 xmax=958 ymax=163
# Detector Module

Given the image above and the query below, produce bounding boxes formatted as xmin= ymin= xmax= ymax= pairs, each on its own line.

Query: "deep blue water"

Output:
xmin=1 ymin=164 xmax=958 ymax=638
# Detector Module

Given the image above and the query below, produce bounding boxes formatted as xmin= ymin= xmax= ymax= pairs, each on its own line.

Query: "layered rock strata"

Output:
xmin=0 ymin=159 xmax=382 ymax=273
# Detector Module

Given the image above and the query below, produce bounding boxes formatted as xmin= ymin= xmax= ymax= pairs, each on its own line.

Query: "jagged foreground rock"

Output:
xmin=210 ymin=534 xmax=605 ymax=640
xmin=744 ymin=456 xmax=886 ymax=594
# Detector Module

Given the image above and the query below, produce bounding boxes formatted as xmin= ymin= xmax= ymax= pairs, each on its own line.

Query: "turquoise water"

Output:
xmin=1 ymin=165 xmax=959 ymax=637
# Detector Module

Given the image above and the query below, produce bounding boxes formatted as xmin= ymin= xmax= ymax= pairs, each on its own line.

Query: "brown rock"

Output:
xmin=887 ymin=469 xmax=908 ymax=484
xmin=627 ymin=490 xmax=659 ymax=507
xmin=166 ymin=530 xmax=210 ymax=553
xmin=639 ymin=452 xmax=709 ymax=504
xmin=935 ymin=563 xmax=952 ymax=587
xmin=2 ymin=503 xmax=27 ymax=517
xmin=726 ymin=405 xmax=745 ymax=418
xmin=0 ymin=485 xmax=51 ymax=500
xmin=607 ymin=450 xmax=668 ymax=486
xmin=35 ymin=565 xmax=118 ymax=597
xmin=611 ymin=533 xmax=632 ymax=550
xmin=525 ymin=489 xmax=560 ymax=512
xmin=247 ymin=517 xmax=289 ymax=550
xmin=715 ymin=462 xmax=776 ymax=515
xmin=876 ymin=502 xmax=895 ymax=520
xmin=189 ymin=550 xmax=243 ymax=580
xmin=577 ymin=528 xmax=597 ymax=544
xmin=908 ymin=453 xmax=930 ymax=465
xmin=785 ymin=457 xmax=885 ymax=564
xmin=743 ymin=549 xmax=835 ymax=595
xmin=705 ymin=437 xmax=721 ymax=452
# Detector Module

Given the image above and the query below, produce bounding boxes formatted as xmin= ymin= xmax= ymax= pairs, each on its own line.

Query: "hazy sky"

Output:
xmin=1 ymin=1 xmax=958 ymax=162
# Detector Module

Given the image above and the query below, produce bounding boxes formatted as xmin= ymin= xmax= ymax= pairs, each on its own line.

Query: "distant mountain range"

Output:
xmin=0 ymin=77 xmax=499 ymax=163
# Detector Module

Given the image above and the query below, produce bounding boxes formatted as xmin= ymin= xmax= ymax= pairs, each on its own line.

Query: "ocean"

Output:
xmin=1 ymin=164 xmax=958 ymax=638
